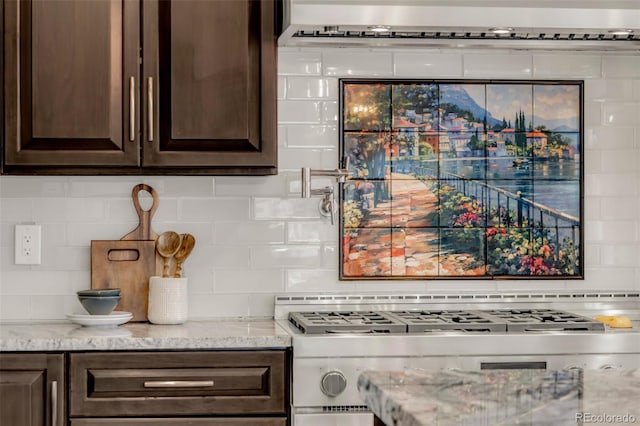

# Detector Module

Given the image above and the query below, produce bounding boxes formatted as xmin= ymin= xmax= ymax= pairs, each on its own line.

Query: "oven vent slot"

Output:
xmin=275 ymin=292 xmax=640 ymax=305
xmin=322 ymin=405 xmax=370 ymax=412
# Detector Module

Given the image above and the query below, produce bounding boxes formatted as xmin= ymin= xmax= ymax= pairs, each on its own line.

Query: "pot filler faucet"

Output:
xmin=301 ymin=166 xmax=350 ymax=225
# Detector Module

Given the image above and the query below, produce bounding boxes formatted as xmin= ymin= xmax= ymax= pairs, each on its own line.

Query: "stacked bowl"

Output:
xmin=77 ymin=288 xmax=121 ymax=315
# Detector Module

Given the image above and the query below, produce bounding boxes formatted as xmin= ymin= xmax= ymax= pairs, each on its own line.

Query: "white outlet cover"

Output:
xmin=15 ymin=224 xmax=42 ymax=265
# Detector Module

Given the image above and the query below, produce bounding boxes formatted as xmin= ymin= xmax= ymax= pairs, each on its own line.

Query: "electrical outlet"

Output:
xmin=15 ymin=224 xmax=42 ymax=265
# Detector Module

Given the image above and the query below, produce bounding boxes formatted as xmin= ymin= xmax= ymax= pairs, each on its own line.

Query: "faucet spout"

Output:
xmin=301 ymin=167 xmax=350 ymax=198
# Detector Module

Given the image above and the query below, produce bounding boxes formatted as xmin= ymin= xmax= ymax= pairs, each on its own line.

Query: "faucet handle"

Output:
xmin=318 ymin=186 xmax=336 ymax=225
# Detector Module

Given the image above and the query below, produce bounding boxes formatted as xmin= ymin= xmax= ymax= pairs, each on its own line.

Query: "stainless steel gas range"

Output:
xmin=274 ymin=292 xmax=640 ymax=426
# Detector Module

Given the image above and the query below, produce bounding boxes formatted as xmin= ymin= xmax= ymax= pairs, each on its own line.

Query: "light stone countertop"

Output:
xmin=0 ymin=319 xmax=291 ymax=351
xmin=358 ymin=369 xmax=640 ymax=426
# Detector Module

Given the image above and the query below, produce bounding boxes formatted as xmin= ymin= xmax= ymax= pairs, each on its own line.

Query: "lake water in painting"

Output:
xmin=439 ymin=157 xmax=580 ymax=218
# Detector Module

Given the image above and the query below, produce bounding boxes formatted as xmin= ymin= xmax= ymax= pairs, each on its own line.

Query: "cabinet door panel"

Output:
xmin=3 ymin=0 xmax=139 ymax=167
xmin=143 ymin=0 xmax=277 ymax=172
xmin=69 ymin=351 xmax=286 ymax=416
xmin=0 ymin=353 xmax=65 ymax=426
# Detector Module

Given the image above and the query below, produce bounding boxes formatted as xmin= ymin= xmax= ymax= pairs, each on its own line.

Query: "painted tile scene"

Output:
xmin=340 ymin=81 xmax=582 ymax=279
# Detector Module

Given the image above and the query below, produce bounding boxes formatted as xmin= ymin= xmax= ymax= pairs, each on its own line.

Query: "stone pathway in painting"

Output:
xmin=343 ymin=173 xmax=484 ymax=277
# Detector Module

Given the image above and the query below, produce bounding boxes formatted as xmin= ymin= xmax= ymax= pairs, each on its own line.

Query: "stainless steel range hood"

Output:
xmin=279 ymin=0 xmax=640 ymax=51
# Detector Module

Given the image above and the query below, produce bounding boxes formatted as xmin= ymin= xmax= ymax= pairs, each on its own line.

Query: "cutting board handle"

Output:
xmin=121 ymin=184 xmax=159 ymax=241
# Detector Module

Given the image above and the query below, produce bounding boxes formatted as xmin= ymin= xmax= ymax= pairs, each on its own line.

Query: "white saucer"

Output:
xmin=67 ymin=311 xmax=133 ymax=327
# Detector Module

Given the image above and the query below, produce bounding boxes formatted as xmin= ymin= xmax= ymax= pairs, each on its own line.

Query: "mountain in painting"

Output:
xmin=440 ymin=86 xmax=501 ymax=127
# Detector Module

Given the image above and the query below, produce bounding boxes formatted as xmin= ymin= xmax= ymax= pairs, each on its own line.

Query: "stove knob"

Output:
xmin=320 ymin=371 xmax=347 ymax=397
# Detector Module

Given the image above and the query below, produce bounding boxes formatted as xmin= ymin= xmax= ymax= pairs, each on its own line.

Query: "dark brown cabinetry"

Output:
xmin=2 ymin=0 xmax=277 ymax=175
xmin=0 ymin=353 xmax=65 ymax=426
xmin=69 ymin=351 xmax=287 ymax=424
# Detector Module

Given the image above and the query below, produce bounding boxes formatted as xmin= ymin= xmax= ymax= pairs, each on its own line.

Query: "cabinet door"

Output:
xmin=3 ymin=0 xmax=140 ymax=169
xmin=0 ymin=353 xmax=65 ymax=426
xmin=142 ymin=0 xmax=277 ymax=174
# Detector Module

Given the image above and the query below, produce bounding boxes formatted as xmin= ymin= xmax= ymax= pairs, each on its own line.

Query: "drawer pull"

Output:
xmin=143 ymin=380 xmax=214 ymax=388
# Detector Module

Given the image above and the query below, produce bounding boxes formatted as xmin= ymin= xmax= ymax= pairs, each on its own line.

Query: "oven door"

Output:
xmin=294 ymin=412 xmax=373 ymax=426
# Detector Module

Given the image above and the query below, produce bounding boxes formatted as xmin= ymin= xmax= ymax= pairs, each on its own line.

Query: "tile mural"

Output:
xmin=340 ymin=80 xmax=583 ymax=279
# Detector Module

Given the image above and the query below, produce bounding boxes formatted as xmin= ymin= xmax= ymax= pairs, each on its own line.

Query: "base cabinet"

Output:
xmin=0 ymin=353 xmax=65 ymax=426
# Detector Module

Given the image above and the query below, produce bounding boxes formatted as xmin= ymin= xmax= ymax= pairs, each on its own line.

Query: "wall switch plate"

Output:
xmin=15 ymin=224 xmax=42 ymax=265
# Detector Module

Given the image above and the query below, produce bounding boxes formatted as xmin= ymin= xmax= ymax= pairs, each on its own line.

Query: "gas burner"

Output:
xmin=482 ymin=309 xmax=606 ymax=332
xmin=387 ymin=310 xmax=506 ymax=333
xmin=288 ymin=311 xmax=406 ymax=334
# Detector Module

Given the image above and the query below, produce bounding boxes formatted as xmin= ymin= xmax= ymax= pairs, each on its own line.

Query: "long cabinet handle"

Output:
xmin=144 ymin=380 xmax=214 ymax=388
xmin=129 ymin=77 xmax=135 ymax=142
xmin=148 ymin=77 xmax=154 ymax=142
xmin=51 ymin=380 xmax=58 ymax=426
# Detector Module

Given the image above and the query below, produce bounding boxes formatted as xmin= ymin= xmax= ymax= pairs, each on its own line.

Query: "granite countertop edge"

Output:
xmin=0 ymin=319 xmax=292 ymax=351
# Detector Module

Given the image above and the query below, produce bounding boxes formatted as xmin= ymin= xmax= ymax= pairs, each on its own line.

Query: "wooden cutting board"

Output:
xmin=91 ymin=240 xmax=157 ymax=322
xmin=91 ymin=184 xmax=162 ymax=322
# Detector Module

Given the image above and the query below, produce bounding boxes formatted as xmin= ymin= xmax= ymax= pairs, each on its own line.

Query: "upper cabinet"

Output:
xmin=2 ymin=0 xmax=277 ymax=175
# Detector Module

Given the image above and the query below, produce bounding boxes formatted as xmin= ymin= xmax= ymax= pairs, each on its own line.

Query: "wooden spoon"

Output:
xmin=173 ymin=233 xmax=195 ymax=278
xmin=156 ymin=231 xmax=182 ymax=278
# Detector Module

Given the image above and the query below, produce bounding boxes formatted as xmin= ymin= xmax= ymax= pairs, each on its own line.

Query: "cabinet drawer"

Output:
xmin=69 ymin=351 xmax=286 ymax=417
xmin=71 ymin=419 xmax=286 ymax=426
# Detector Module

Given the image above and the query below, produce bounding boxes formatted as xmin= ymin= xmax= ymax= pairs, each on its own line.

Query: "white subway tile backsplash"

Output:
xmin=464 ymin=54 xmax=532 ymax=77
xmin=0 ymin=198 xmax=33 ymax=222
xmin=394 ymin=53 xmax=463 ymax=77
xmin=323 ymin=50 xmax=393 ymax=76
xmin=0 ymin=295 xmax=31 ymax=320
xmin=586 ymin=80 xmax=638 ymax=102
xmin=278 ymin=50 xmax=322 ymax=75
xmin=601 ymin=102 xmax=640 ymax=126
xmin=602 ymin=55 xmax=640 ymax=79
xmin=215 ymin=221 xmax=285 ymax=245
xmin=600 ymin=197 xmax=640 ymax=221
xmin=286 ymin=77 xmax=338 ymax=99
xmin=251 ymin=245 xmax=322 ymax=268
xmin=278 ymin=100 xmax=323 ymax=123
xmin=321 ymin=244 xmax=338 ymax=269
xmin=287 ymin=221 xmax=335 ymax=243
xmin=214 ymin=269 xmax=284 ymax=294
xmin=601 ymin=148 xmax=639 ymax=172
xmin=1 ymin=271 xmax=72 ymax=295
xmin=278 ymin=76 xmax=286 ymax=99
xmin=533 ymin=54 xmax=601 ymax=78
xmin=286 ymin=125 xmax=338 ymax=148
xmin=1 ymin=176 xmax=68 ymax=197
xmin=584 ymin=173 xmax=637 ymax=197
xmin=286 ymin=269 xmax=352 ymax=292
xmin=321 ymin=101 xmax=339 ymax=124
xmin=278 ymin=147 xmax=338 ymax=170
xmin=179 ymin=198 xmax=251 ymax=221
xmin=31 ymin=295 xmax=68 ymax=320
xmin=586 ymin=126 xmax=635 ymax=150
xmin=600 ymin=244 xmax=640 ymax=266
xmin=189 ymin=294 xmax=250 ymax=319
xmin=254 ymin=198 xmax=324 ymax=220
xmin=585 ymin=220 xmax=638 ymax=243
xmin=2 ymin=47 xmax=640 ymax=321
xmin=215 ymin=175 xmax=287 ymax=197
xmin=207 ymin=245 xmax=251 ymax=269
xmin=33 ymin=198 xmax=106 ymax=222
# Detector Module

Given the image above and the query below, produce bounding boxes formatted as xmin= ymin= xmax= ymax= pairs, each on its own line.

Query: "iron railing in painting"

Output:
xmin=412 ymin=163 xmax=580 ymax=251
